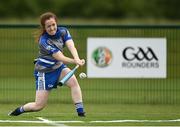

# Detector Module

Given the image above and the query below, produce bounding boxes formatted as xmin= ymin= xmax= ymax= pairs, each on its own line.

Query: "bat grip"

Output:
xmin=75 ymin=65 xmax=79 ymax=69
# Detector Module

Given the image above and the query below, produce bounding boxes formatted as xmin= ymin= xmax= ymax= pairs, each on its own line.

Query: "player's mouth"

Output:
xmin=49 ymin=30 xmax=56 ymax=35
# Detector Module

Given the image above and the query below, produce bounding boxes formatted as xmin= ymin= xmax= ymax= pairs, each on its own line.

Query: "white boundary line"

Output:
xmin=0 ymin=120 xmax=42 ymax=123
xmin=36 ymin=117 xmax=68 ymax=126
xmin=90 ymin=119 xmax=180 ymax=123
xmin=1 ymin=118 xmax=180 ymax=124
xmin=36 ymin=117 xmax=84 ymax=123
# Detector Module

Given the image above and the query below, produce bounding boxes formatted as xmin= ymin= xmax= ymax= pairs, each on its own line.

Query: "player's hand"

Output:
xmin=74 ymin=58 xmax=85 ymax=66
xmin=81 ymin=59 xmax=85 ymax=65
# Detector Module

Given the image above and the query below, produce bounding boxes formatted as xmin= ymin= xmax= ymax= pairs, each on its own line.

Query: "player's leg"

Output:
xmin=8 ymin=90 xmax=49 ymax=116
xmin=60 ymin=68 xmax=85 ymax=117
xmin=23 ymin=90 xmax=49 ymax=111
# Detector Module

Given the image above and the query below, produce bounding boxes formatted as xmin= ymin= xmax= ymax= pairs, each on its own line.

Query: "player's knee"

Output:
xmin=68 ymin=76 xmax=79 ymax=87
xmin=34 ymin=103 xmax=46 ymax=111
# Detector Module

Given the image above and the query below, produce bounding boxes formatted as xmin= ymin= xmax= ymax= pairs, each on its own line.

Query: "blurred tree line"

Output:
xmin=0 ymin=0 xmax=180 ymax=19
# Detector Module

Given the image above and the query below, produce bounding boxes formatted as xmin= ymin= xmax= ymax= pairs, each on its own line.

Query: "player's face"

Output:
xmin=44 ymin=18 xmax=57 ymax=36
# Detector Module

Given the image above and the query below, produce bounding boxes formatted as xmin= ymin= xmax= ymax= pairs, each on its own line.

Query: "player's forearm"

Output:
xmin=68 ymin=46 xmax=86 ymax=66
xmin=66 ymin=40 xmax=80 ymax=60
xmin=52 ymin=51 xmax=75 ymax=64
xmin=59 ymin=56 xmax=75 ymax=64
xmin=70 ymin=47 xmax=80 ymax=60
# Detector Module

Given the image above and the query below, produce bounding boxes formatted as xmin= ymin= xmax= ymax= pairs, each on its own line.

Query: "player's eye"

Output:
xmin=46 ymin=25 xmax=51 ymax=29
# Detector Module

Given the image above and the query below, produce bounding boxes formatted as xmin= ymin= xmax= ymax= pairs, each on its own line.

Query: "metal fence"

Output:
xmin=0 ymin=24 xmax=179 ymax=104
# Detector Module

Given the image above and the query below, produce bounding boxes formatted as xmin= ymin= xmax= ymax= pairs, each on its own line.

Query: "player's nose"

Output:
xmin=50 ymin=26 xmax=54 ymax=31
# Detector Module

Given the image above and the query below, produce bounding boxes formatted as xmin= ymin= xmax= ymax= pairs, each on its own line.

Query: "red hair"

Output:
xmin=35 ymin=12 xmax=58 ymax=43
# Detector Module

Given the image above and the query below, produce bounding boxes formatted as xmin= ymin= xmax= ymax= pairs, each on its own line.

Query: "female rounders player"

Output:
xmin=9 ymin=12 xmax=86 ymax=117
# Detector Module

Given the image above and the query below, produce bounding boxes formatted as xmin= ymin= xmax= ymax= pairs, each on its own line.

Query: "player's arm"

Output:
xmin=40 ymin=38 xmax=76 ymax=64
xmin=65 ymin=40 xmax=80 ymax=60
xmin=65 ymin=40 xmax=85 ymax=66
xmin=52 ymin=51 xmax=76 ymax=64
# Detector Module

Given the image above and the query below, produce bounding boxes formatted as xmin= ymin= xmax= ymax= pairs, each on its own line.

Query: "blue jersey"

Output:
xmin=35 ymin=27 xmax=72 ymax=72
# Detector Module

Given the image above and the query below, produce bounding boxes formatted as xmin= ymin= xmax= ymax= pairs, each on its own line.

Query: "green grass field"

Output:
xmin=1 ymin=103 xmax=180 ymax=126
xmin=0 ymin=25 xmax=180 ymax=126
xmin=0 ymin=78 xmax=180 ymax=126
